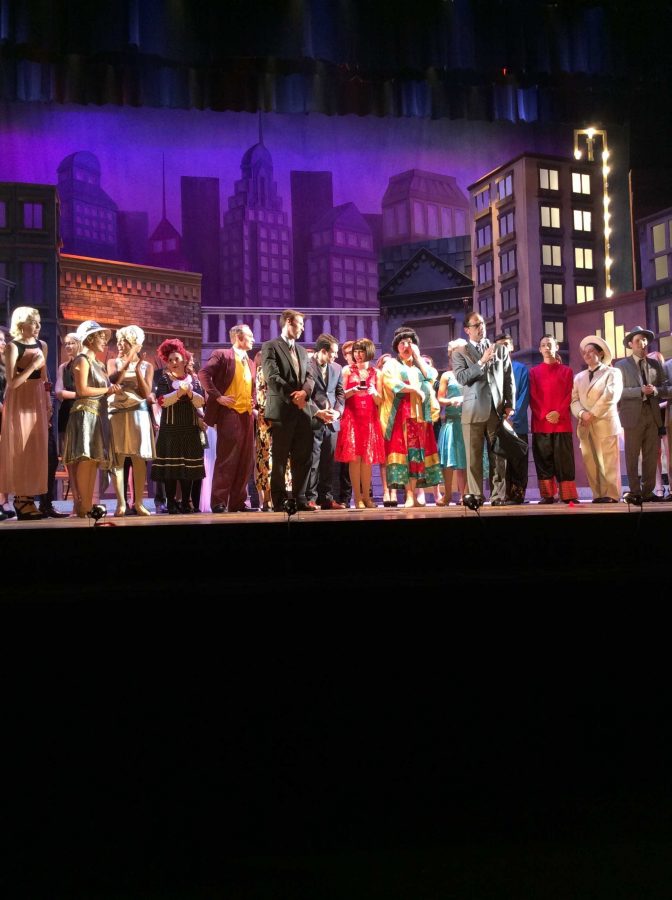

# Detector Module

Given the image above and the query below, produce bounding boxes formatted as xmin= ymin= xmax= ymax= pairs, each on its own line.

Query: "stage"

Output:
xmin=4 ymin=498 xmax=671 ymax=597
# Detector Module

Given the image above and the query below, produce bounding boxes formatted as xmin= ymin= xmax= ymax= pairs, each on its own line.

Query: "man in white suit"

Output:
xmin=615 ymin=325 xmax=670 ymax=501
xmin=571 ymin=335 xmax=623 ymax=503
xmin=452 ymin=310 xmax=514 ymax=505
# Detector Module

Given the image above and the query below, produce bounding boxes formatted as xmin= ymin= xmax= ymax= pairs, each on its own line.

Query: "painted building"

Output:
xmin=220 ymin=135 xmax=293 ymax=318
xmin=0 ymin=182 xmax=60 ymax=379
xmin=468 ymin=153 xmax=607 ymax=365
xmin=637 ymin=206 xmax=672 ymax=359
xmin=57 ymin=152 xmax=119 ymax=260
xmin=307 ymin=203 xmax=378 ymax=326
xmin=58 ymin=254 xmax=202 ymax=365
xmin=382 ymin=169 xmax=469 ymax=248
xmin=290 ymin=171 xmax=334 ymax=310
xmin=378 ymin=237 xmax=473 ymax=369
xmin=181 ymin=176 xmax=221 ymax=308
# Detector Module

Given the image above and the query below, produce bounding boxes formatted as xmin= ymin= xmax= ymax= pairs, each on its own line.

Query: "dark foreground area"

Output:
xmin=3 ymin=508 xmax=671 ymax=897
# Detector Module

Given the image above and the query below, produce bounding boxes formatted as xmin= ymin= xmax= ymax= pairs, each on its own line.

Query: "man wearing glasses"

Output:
xmin=452 ymin=311 xmax=514 ymax=505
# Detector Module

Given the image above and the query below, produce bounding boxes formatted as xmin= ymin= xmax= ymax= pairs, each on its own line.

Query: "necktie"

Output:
xmin=639 ymin=359 xmax=649 ymax=386
xmin=288 ymin=342 xmax=299 ymax=377
xmin=589 ymin=368 xmax=598 ymax=381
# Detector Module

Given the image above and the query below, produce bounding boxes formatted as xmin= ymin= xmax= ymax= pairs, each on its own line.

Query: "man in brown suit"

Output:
xmin=199 ymin=324 xmax=256 ymax=512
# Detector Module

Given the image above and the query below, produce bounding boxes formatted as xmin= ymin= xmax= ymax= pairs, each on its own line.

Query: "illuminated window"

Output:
xmin=543 ymin=283 xmax=563 ymax=305
xmin=575 ymin=247 xmax=594 ymax=269
xmin=542 ymin=244 xmax=562 ymax=267
xmin=652 ymin=223 xmax=667 ymax=253
xmin=497 ymin=173 xmax=513 ymax=201
xmin=576 ymin=284 xmax=595 ymax=304
xmin=573 ymin=210 xmax=592 ymax=231
xmin=508 ymin=321 xmax=519 ymax=347
xmin=499 ymin=211 xmax=515 ymax=237
xmin=572 ymin=172 xmax=591 ymax=194
xmin=540 ymin=206 xmax=560 ymax=229
xmin=544 ymin=320 xmax=565 ymax=343
xmin=654 ymin=256 xmax=668 ymax=280
xmin=656 ymin=303 xmax=670 ymax=333
xmin=539 ymin=168 xmax=559 ymax=191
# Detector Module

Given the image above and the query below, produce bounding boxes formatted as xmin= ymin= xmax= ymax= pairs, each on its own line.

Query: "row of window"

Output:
xmin=477 ymin=244 xmax=595 ymax=287
xmin=383 ymin=201 xmax=468 ymax=240
xmin=474 ymin=168 xmax=593 ymax=213
xmin=0 ymin=200 xmax=45 ymax=230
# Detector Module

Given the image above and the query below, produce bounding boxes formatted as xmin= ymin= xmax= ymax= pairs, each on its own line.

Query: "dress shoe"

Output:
xmin=154 ymin=501 xmax=167 ymax=515
xmin=38 ymin=503 xmax=69 ymax=519
xmin=538 ymin=497 xmax=555 ymax=504
xmin=562 ymin=498 xmax=579 ymax=504
xmin=490 ymin=499 xmax=513 ymax=507
xmin=231 ymin=505 xmax=259 ymax=512
xmin=642 ymin=493 xmax=665 ymax=502
xmin=0 ymin=504 xmax=16 ymax=519
xmin=321 ymin=500 xmax=346 ymax=510
xmin=297 ymin=501 xmax=318 ymax=511
xmin=167 ymin=500 xmax=182 ymax=514
xmin=211 ymin=504 xmax=227 ymax=513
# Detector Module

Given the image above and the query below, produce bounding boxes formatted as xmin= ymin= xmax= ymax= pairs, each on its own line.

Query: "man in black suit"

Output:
xmin=261 ymin=309 xmax=316 ymax=512
xmin=307 ymin=333 xmax=345 ymax=510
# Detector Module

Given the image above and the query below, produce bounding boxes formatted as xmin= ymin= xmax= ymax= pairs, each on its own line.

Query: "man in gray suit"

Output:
xmin=615 ymin=325 xmax=670 ymax=501
xmin=452 ymin=310 xmax=514 ymax=505
xmin=307 ymin=333 xmax=345 ymax=510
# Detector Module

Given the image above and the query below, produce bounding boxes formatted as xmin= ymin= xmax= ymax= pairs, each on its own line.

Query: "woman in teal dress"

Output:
xmin=436 ymin=340 xmax=489 ymax=504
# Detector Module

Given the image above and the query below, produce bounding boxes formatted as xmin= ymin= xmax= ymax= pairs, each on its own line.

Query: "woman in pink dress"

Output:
xmin=335 ymin=338 xmax=385 ymax=509
xmin=0 ymin=307 xmax=50 ymax=520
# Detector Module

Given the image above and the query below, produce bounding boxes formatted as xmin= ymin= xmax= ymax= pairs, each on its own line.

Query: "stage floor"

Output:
xmin=4 ymin=496 xmax=672 ymax=530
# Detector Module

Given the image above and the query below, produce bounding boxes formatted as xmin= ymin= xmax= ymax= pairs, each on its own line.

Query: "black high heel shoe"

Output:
xmin=13 ymin=498 xmax=45 ymax=521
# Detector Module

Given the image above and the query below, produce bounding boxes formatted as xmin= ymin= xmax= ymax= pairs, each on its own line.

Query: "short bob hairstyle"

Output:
xmin=116 ymin=325 xmax=145 ymax=347
xmin=9 ymin=306 xmax=40 ymax=340
xmin=392 ymin=327 xmax=419 ymax=354
xmin=352 ymin=337 xmax=376 ymax=361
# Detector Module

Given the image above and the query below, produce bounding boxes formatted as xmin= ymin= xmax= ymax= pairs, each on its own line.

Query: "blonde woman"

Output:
xmin=106 ymin=325 xmax=155 ymax=516
xmin=0 ymin=307 xmax=49 ymax=520
xmin=62 ymin=321 xmax=121 ymax=517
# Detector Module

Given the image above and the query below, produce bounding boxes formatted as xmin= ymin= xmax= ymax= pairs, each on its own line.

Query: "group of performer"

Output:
xmin=0 ymin=305 xmax=670 ymax=521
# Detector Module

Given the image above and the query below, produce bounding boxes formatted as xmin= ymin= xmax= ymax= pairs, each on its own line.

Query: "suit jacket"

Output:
xmin=198 ymin=348 xmax=256 ymax=428
xmin=307 ymin=358 xmax=345 ymax=432
xmin=615 ymin=355 xmax=670 ymax=430
xmin=261 ymin=337 xmax=315 ymax=423
xmin=452 ymin=341 xmax=514 ymax=423
xmin=511 ymin=359 xmax=530 ymax=434
xmin=571 ymin=365 xmax=623 ymax=437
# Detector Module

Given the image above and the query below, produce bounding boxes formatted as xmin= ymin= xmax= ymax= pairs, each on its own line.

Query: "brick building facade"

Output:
xmin=58 ymin=254 xmax=202 ymax=365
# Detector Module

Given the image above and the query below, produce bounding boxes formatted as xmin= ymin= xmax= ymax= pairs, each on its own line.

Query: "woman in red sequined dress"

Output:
xmin=335 ymin=338 xmax=385 ymax=509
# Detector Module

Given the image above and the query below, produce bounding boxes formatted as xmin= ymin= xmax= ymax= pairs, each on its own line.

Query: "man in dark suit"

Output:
xmin=199 ymin=323 xmax=256 ymax=512
xmin=452 ymin=310 xmax=514 ymax=506
xmin=261 ymin=309 xmax=316 ymax=512
xmin=307 ymin=333 xmax=345 ymax=510
xmin=615 ymin=325 xmax=670 ymax=501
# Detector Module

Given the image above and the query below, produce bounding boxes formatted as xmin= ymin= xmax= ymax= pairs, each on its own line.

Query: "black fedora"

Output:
xmin=623 ymin=325 xmax=654 ymax=346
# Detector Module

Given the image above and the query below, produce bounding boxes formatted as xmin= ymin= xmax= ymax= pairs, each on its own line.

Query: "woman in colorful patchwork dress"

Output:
xmin=335 ymin=338 xmax=385 ymax=509
xmin=62 ymin=320 xmax=121 ymax=517
xmin=0 ymin=307 xmax=50 ymax=520
xmin=151 ymin=338 xmax=205 ymax=514
xmin=379 ymin=327 xmax=441 ymax=508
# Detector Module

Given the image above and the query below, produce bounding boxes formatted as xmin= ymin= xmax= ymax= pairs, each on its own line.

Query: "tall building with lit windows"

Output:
xmin=220 ymin=136 xmax=292 ymax=307
xmin=307 ymin=202 xmax=378 ymax=310
xmin=468 ymin=153 xmax=606 ymax=363
xmin=637 ymin=206 xmax=672 ymax=359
